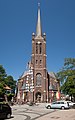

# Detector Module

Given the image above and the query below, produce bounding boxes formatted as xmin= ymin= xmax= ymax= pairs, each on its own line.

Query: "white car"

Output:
xmin=46 ymin=100 xmax=70 ymax=109
xmin=66 ymin=101 xmax=75 ymax=107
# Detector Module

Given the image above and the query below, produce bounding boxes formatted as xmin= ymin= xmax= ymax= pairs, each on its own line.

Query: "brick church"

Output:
xmin=17 ymin=5 xmax=60 ymax=103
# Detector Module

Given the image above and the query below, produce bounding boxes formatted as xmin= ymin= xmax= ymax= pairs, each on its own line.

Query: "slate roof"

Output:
xmin=21 ymin=83 xmax=26 ymax=90
xmin=49 ymin=72 xmax=56 ymax=79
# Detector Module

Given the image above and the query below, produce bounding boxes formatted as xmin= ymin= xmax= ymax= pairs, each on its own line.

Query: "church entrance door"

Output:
xmin=35 ymin=92 xmax=41 ymax=102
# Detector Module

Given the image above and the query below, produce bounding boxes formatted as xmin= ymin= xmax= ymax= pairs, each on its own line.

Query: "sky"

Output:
xmin=0 ymin=0 xmax=75 ymax=80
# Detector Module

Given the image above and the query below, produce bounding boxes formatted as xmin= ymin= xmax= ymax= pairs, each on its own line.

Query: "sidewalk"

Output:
xmin=36 ymin=109 xmax=75 ymax=120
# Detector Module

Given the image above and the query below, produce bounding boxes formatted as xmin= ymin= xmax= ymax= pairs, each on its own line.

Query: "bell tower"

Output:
xmin=31 ymin=4 xmax=48 ymax=102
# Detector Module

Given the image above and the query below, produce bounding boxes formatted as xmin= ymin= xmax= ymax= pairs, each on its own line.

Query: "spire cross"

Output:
xmin=38 ymin=2 xmax=40 ymax=7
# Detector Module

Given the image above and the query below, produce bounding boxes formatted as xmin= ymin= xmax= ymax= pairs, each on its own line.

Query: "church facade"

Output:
xmin=17 ymin=5 xmax=60 ymax=103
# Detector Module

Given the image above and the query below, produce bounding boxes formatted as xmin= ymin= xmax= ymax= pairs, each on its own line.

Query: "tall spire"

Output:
xmin=36 ymin=3 xmax=42 ymax=37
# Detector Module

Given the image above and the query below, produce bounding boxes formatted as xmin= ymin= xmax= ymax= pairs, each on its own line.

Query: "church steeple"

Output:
xmin=36 ymin=3 xmax=42 ymax=37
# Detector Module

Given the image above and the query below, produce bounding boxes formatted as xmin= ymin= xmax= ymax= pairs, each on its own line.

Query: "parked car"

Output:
xmin=66 ymin=101 xmax=75 ymax=108
xmin=0 ymin=102 xmax=12 ymax=119
xmin=46 ymin=100 xmax=70 ymax=109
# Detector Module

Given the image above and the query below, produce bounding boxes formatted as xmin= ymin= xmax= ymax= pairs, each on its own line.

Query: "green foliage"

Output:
xmin=57 ymin=58 xmax=75 ymax=99
xmin=7 ymin=93 xmax=14 ymax=101
xmin=0 ymin=65 xmax=16 ymax=96
xmin=0 ymin=65 xmax=6 ymax=95
xmin=0 ymin=65 xmax=7 ymax=81
xmin=5 ymin=76 xmax=16 ymax=93
xmin=64 ymin=58 xmax=75 ymax=69
xmin=0 ymin=83 xmax=5 ymax=95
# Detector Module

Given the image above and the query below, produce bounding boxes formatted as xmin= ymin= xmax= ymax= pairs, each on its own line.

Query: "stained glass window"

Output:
xmin=36 ymin=73 xmax=42 ymax=85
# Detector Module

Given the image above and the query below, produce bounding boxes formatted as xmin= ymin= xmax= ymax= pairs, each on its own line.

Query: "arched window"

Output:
xmin=36 ymin=42 xmax=42 ymax=54
xmin=39 ymin=43 xmax=42 ymax=54
xmin=40 ymin=60 xmax=42 ymax=64
xmin=36 ymin=60 xmax=38 ymax=64
xmin=36 ymin=43 xmax=38 ymax=54
xmin=36 ymin=73 xmax=42 ymax=86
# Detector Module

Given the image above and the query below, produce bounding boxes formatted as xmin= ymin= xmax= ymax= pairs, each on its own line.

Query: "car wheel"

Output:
xmin=61 ymin=106 xmax=65 ymax=110
xmin=6 ymin=113 xmax=11 ymax=119
xmin=47 ymin=105 xmax=51 ymax=109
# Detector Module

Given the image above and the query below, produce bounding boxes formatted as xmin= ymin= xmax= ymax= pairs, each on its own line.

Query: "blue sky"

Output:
xmin=0 ymin=0 xmax=75 ymax=80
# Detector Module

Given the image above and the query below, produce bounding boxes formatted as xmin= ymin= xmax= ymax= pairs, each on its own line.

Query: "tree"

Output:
xmin=0 ymin=83 xmax=5 ymax=95
xmin=0 ymin=65 xmax=7 ymax=95
xmin=0 ymin=65 xmax=16 ymax=97
xmin=57 ymin=58 xmax=75 ymax=101
xmin=0 ymin=65 xmax=7 ymax=80
xmin=5 ymin=75 xmax=16 ymax=93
